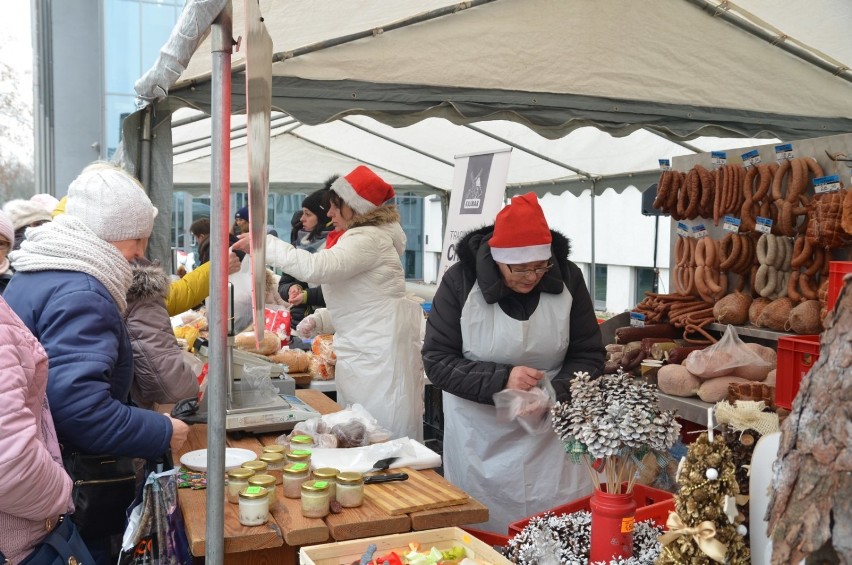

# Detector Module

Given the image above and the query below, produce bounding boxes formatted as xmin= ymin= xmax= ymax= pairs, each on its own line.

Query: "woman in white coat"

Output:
xmin=234 ymin=166 xmax=424 ymax=441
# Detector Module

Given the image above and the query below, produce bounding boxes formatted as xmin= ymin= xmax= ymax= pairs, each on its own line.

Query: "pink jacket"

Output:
xmin=0 ymin=297 xmax=72 ymax=563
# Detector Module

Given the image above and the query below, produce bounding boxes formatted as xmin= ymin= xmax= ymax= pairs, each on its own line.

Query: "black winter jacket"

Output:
xmin=422 ymin=226 xmax=604 ymax=404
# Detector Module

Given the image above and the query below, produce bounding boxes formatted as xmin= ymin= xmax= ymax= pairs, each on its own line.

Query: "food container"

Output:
xmin=261 ymin=444 xmax=286 ymax=455
xmin=286 ymin=449 xmax=312 ymax=466
xmin=300 ymin=480 xmax=331 ymax=518
xmin=335 ymin=471 xmax=364 ymax=508
xmin=289 ymin=434 xmax=316 ymax=449
xmin=640 ymin=359 xmax=663 ymax=386
xmin=238 ymin=487 xmax=269 ymax=526
xmin=259 ymin=452 xmax=286 ymax=484
xmin=241 ymin=460 xmax=268 ymax=474
xmin=225 ymin=467 xmax=254 ymax=504
xmin=248 ymin=473 xmax=277 ymax=506
xmin=312 ymin=467 xmax=339 ymax=499
xmin=282 ymin=462 xmax=310 ymax=498
xmin=775 ymin=334 xmax=821 ymax=410
xmin=299 ymin=527 xmax=512 ymax=565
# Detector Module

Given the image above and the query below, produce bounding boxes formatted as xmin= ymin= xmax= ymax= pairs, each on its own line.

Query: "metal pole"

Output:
xmin=652 ymin=214 xmax=660 ymax=293
xmin=207 ymin=3 xmax=231 ymax=564
xmin=139 ymin=105 xmax=153 ymax=190
xmin=589 ymin=182 xmax=596 ymax=308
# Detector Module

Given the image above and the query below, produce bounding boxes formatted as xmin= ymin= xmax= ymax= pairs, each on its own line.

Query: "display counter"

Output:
xmin=655 ymin=391 xmax=712 ymax=426
xmin=173 ymin=389 xmax=488 ymax=565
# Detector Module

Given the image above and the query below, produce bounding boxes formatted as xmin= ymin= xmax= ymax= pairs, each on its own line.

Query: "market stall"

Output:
xmin=172 ymin=389 xmax=489 ymax=565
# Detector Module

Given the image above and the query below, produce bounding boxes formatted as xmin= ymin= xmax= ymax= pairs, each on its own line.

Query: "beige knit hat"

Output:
xmin=65 ymin=163 xmax=157 ymax=242
xmin=2 ymin=199 xmax=53 ymax=230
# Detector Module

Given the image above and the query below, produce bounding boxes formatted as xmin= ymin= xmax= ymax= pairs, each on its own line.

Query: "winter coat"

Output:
xmin=264 ymin=205 xmax=425 ymax=440
xmin=124 ymin=260 xmax=199 ymax=409
xmin=422 ymin=225 xmax=605 ymax=404
xmin=165 ymin=261 xmax=210 ymax=316
xmin=0 ymin=297 xmax=72 ymax=564
xmin=0 ymin=267 xmax=12 ymax=295
xmin=3 ymin=271 xmax=172 ymax=459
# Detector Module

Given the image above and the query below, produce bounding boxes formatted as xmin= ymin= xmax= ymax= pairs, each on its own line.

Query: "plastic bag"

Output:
xmin=493 ymin=377 xmax=556 ymax=435
xmin=119 ymin=470 xmax=191 ymax=565
xmin=225 ymin=258 xmax=253 ymax=333
xmin=239 ymin=364 xmax=278 ymax=405
xmin=263 ymin=305 xmax=291 ymax=345
xmin=684 ymin=324 xmax=773 ymax=379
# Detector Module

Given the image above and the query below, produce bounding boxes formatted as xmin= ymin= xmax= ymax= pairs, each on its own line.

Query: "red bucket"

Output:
xmin=589 ymin=488 xmax=637 ymax=562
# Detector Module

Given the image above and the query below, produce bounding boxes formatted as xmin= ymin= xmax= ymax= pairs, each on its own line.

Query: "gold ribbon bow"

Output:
xmin=658 ymin=512 xmax=728 ymax=563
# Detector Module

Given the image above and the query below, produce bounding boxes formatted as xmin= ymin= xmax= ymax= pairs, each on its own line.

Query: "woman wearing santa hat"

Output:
xmin=421 ymin=192 xmax=605 ymax=533
xmin=233 ymin=166 xmax=424 ymax=441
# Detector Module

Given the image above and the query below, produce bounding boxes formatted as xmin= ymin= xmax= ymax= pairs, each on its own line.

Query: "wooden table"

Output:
xmin=174 ymin=389 xmax=488 ymax=564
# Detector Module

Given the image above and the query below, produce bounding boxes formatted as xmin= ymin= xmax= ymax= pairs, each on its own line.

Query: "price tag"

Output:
xmin=755 ymin=216 xmax=773 ymax=234
xmin=722 ymin=215 xmax=742 ymax=233
xmin=813 ymin=174 xmax=842 ymax=194
xmin=630 ymin=312 xmax=645 ymax=328
xmin=741 ymin=149 xmax=761 ymax=169
xmin=691 ymin=223 xmax=709 ymax=239
xmin=711 ymin=151 xmax=727 ymax=167
xmin=774 ymin=143 xmax=794 ymax=162
xmin=676 ymin=221 xmax=690 ymax=237
xmin=658 ymin=158 xmax=671 ymax=171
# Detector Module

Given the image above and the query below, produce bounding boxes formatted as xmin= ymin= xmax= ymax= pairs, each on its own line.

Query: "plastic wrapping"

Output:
xmin=331 ymin=420 xmax=369 ymax=448
xmin=684 ymin=324 xmax=773 ymax=379
xmin=240 ymin=364 xmax=278 ymax=405
xmin=493 ymin=378 xmax=556 ymax=435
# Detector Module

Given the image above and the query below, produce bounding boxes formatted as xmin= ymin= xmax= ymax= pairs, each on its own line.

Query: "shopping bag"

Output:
xmin=118 ymin=469 xmax=192 ymax=565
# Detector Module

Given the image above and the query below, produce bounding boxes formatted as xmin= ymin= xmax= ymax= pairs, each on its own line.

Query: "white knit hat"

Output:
xmin=0 ymin=210 xmax=14 ymax=244
xmin=2 ymin=199 xmax=53 ymax=230
xmin=30 ymin=193 xmax=60 ymax=214
xmin=65 ymin=164 xmax=157 ymax=242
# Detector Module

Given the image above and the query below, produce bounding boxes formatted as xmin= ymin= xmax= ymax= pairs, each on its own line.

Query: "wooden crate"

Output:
xmin=299 ymin=526 xmax=511 ymax=565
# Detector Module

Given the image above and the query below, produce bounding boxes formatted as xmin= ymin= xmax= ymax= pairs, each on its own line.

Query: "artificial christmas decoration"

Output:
xmin=656 ymin=432 xmax=750 ymax=564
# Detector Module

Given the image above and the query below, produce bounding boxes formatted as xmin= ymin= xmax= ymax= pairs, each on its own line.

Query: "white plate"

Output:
xmin=179 ymin=448 xmax=257 ymax=472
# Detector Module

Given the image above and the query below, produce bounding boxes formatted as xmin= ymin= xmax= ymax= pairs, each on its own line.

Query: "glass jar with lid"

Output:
xmin=259 ymin=452 xmax=286 ymax=485
xmin=282 ymin=462 xmax=311 ymax=498
xmin=261 ymin=444 xmax=286 ymax=456
xmin=242 ymin=460 xmax=268 ymax=475
xmin=238 ymin=486 xmax=269 ymax=526
xmin=225 ymin=467 xmax=255 ymax=504
xmin=336 ymin=471 xmax=365 ymax=508
xmin=248 ymin=473 xmax=277 ymax=507
xmin=286 ymin=449 xmax=312 ymax=467
xmin=289 ymin=434 xmax=316 ymax=449
xmin=312 ymin=467 xmax=339 ymax=499
xmin=300 ymin=480 xmax=331 ymax=518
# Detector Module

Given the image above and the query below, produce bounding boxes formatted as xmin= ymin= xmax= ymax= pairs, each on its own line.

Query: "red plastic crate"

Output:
xmin=775 ymin=334 xmax=821 ymax=410
xmin=462 ymin=527 xmax=510 ymax=548
xmin=827 ymin=261 xmax=852 ymax=313
xmin=507 ymin=483 xmax=674 ymax=537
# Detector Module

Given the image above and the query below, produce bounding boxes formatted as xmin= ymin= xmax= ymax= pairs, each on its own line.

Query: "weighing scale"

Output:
xmin=194 ymin=340 xmax=320 ymax=434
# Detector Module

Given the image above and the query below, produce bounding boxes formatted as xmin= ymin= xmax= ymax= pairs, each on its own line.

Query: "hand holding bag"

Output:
xmin=0 ymin=515 xmax=95 ymax=565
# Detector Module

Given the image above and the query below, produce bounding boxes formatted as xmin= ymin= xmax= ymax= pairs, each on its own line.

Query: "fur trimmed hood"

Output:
xmin=347 ymin=204 xmax=400 ymax=229
xmin=127 ymin=258 xmax=170 ymax=301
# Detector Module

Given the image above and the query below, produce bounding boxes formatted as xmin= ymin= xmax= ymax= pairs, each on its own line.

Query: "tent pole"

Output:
xmin=138 ymin=105 xmax=153 ymax=189
xmin=590 ymin=181 xmax=597 ymax=310
xmin=206 ymin=3 xmax=232 ymax=565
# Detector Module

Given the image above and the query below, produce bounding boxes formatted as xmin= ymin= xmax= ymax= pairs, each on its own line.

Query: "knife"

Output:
xmin=363 ymin=472 xmax=409 ymax=485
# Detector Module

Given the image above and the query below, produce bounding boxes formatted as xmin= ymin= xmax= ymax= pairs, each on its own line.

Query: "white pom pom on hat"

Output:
xmin=65 ymin=164 xmax=157 ymax=242
xmin=489 ymin=192 xmax=552 ymax=264
xmin=331 ymin=165 xmax=395 ymax=215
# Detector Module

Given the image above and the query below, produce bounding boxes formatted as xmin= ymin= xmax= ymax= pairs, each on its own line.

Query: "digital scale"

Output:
xmin=194 ymin=342 xmax=320 ymax=434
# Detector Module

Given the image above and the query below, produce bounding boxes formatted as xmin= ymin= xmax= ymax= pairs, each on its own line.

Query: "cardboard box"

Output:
xmin=300 ymin=526 xmax=512 ymax=565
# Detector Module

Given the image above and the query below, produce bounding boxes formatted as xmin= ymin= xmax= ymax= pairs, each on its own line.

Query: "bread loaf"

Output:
xmin=234 ymin=330 xmax=281 ymax=355
xmin=267 ymin=349 xmax=310 ymax=373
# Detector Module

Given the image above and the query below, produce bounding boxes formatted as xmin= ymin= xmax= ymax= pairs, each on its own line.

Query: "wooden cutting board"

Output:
xmin=364 ymin=468 xmax=469 ymax=515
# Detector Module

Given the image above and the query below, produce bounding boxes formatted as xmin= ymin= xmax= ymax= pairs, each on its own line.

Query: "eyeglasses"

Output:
xmin=507 ymin=260 xmax=553 ymax=277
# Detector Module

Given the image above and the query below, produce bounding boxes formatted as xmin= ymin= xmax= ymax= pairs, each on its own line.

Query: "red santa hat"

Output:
xmin=331 ymin=165 xmax=395 ymax=215
xmin=489 ymin=192 xmax=553 ymax=264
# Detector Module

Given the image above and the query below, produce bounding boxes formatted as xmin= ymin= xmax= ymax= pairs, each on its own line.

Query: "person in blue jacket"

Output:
xmin=4 ymin=162 xmax=189 ymax=563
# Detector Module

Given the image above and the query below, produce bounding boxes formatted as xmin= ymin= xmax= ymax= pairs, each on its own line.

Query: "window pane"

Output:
xmin=105 ymin=94 xmax=137 ymax=157
xmin=594 ymin=265 xmax=607 ymax=310
xmin=635 ymin=267 xmax=657 ymax=305
xmin=104 ymin=0 xmax=141 ymax=93
xmin=141 ymin=3 xmax=179 ymax=71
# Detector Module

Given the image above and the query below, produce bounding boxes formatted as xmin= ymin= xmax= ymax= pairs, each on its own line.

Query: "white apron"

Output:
xmin=442 ymin=282 xmax=594 ymax=533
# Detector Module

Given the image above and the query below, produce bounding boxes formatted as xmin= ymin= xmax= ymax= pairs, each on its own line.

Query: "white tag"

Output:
xmin=755 ymin=216 xmax=773 ymax=234
xmin=711 ymin=151 xmax=727 ymax=167
xmin=813 ymin=174 xmax=842 ymax=194
xmin=630 ymin=312 xmax=645 ymax=328
xmin=658 ymin=159 xmax=671 ymax=171
xmin=691 ymin=223 xmax=709 ymax=238
xmin=723 ymin=216 xmax=742 ymax=233
xmin=741 ymin=149 xmax=760 ymax=169
xmin=676 ymin=221 xmax=690 ymax=237
xmin=774 ymin=143 xmax=793 ymax=163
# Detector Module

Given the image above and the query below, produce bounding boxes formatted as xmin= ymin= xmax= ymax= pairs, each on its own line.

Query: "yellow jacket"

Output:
xmin=166 ymin=262 xmax=210 ymax=316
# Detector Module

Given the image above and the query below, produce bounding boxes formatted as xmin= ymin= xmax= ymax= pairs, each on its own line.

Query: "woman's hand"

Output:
xmin=230 ymin=232 xmax=251 ymax=252
xmin=227 ymin=251 xmax=241 ymax=274
xmin=165 ymin=414 xmax=190 ymax=452
xmin=288 ymin=285 xmax=305 ymax=305
xmin=506 ymin=366 xmax=545 ymax=391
